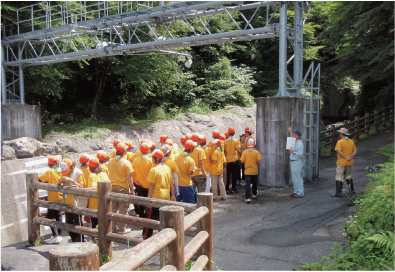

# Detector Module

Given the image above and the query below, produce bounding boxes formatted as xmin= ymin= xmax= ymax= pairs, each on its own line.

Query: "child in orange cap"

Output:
xmin=224 ymin=127 xmax=241 ymax=194
xmin=161 ymin=144 xmax=179 ymax=197
xmin=245 ymin=127 xmax=254 ymax=139
xmin=143 ymin=149 xmax=174 ymax=239
xmin=79 ymin=153 xmax=92 ymax=227
xmin=190 ymin=137 xmax=207 ymax=197
xmin=241 ymin=138 xmax=262 ymax=204
xmin=108 ymin=138 xmax=123 ymax=159
xmin=239 ymin=133 xmax=247 ymax=187
xmin=211 ymin=140 xmax=227 ymax=200
xmin=97 ymin=150 xmax=110 ymax=176
xmin=166 ymin=139 xmax=181 ymax=157
xmin=39 ymin=156 xmax=63 ymax=244
xmin=58 ymin=158 xmax=87 ymax=242
xmin=108 ymin=143 xmax=135 ymax=234
xmin=87 ymin=157 xmax=109 ymax=229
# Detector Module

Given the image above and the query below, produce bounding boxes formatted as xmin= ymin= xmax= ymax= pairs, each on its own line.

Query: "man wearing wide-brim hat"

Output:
xmin=333 ymin=127 xmax=358 ymax=197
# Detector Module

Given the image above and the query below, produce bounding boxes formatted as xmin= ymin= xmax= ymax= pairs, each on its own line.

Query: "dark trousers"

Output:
xmin=65 ymin=213 xmax=84 ymax=242
xmin=137 ymin=186 xmax=149 ymax=219
xmin=47 ymin=209 xmax=63 ymax=236
xmin=143 ymin=207 xmax=159 ymax=240
xmin=91 ymin=217 xmax=98 ymax=229
xmin=240 ymin=163 xmax=245 ymax=180
xmin=226 ymin=161 xmax=239 ymax=191
xmin=245 ymin=175 xmax=258 ymax=199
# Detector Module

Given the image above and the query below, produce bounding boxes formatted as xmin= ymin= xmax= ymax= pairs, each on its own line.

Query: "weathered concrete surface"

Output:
xmin=1 ymin=105 xmax=42 ymax=142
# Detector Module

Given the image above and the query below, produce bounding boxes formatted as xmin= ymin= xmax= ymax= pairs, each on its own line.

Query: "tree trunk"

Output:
xmin=91 ymin=62 xmax=111 ymax=114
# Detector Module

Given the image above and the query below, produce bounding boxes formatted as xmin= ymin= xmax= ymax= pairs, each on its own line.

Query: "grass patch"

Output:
xmin=376 ymin=143 xmax=394 ymax=162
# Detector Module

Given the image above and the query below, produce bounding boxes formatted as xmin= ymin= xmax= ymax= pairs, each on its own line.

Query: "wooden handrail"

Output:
xmin=100 ymin=228 xmax=177 ymax=271
xmin=34 ymin=217 xmax=99 ymax=237
xmin=184 ymin=207 xmax=208 ymax=232
xmin=184 ymin=231 xmax=209 ymax=265
xmin=190 ymin=255 xmax=209 ymax=271
xmin=33 ymin=199 xmax=98 ymax=217
xmin=33 ymin=182 xmax=98 ymax=198
xmin=106 ymin=232 xmax=143 ymax=247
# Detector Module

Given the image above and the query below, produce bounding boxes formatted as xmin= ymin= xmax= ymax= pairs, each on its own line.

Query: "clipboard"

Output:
xmin=286 ymin=137 xmax=296 ymax=150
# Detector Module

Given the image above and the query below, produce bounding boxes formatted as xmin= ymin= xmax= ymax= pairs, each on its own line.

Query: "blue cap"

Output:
xmin=292 ymin=129 xmax=302 ymax=136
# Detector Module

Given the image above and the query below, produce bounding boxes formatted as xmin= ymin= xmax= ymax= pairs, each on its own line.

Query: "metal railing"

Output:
xmin=27 ymin=173 xmax=214 ymax=271
xmin=319 ymin=106 xmax=394 ymax=150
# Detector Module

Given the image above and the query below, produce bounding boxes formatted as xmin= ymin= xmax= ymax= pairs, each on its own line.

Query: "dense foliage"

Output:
xmin=300 ymin=144 xmax=394 ymax=271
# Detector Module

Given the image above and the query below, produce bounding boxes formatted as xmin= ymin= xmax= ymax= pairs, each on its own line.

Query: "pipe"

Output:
xmin=277 ymin=1 xmax=287 ymax=96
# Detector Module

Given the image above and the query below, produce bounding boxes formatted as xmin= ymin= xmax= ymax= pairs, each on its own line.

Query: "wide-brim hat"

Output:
xmin=337 ymin=127 xmax=350 ymax=135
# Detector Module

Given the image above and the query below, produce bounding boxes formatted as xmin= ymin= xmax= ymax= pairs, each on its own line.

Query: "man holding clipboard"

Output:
xmin=287 ymin=127 xmax=304 ymax=198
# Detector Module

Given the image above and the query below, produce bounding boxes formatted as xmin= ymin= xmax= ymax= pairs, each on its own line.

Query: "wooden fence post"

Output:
xmin=355 ymin=116 xmax=360 ymax=140
xmin=390 ymin=107 xmax=394 ymax=123
xmin=26 ymin=173 xmax=41 ymax=245
xmin=374 ymin=110 xmax=379 ymax=131
xmin=160 ymin=206 xmax=185 ymax=270
xmin=49 ymin=242 xmax=100 ymax=270
xmin=196 ymin=193 xmax=213 ymax=271
xmin=330 ymin=125 xmax=336 ymax=150
xmin=98 ymin=180 xmax=112 ymax=257
xmin=382 ymin=107 xmax=386 ymax=126
xmin=365 ymin=113 xmax=370 ymax=134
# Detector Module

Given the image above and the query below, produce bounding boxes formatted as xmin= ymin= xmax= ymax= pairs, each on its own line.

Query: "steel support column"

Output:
xmin=277 ymin=1 xmax=287 ymax=96
xmin=18 ymin=45 xmax=25 ymax=105
xmin=1 ymin=46 xmax=6 ymax=105
xmin=293 ymin=1 xmax=303 ymax=90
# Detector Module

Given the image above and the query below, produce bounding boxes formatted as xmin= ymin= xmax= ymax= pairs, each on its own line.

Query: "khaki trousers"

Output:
xmin=111 ymin=185 xmax=130 ymax=233
xmin=211 ymin=174 xmax=227 ymax=200
xmin=335 ymin=165 xmax=353 ymax=181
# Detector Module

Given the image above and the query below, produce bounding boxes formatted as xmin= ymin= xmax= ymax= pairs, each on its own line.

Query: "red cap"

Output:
xmin=125 ymin=141 xmax=133 ymax=149
xmin=245 ymin=127 xmax=254 ymax=134
xmin=219 ymin=134 xmax=226 ymax=140
xmin=61 ymin=158 xmax=73 ymax=175
xmin=152 ymin=149 xmax=164 ymax=159
xmin=115 ymin=143 xmax=127 ymax=153
xmin=228 ymin=127 xmax=235 ymax=134
xmin=165 ymin=139 xmax=173 ymax=146
xmin=97 ymin=150 xmax=107 ymax=162
xmin=140 ymin=143 xmax=150 ymax=153
xmin=48 ymin=156 xmax=59 ymax=165
xmin=160 ymin=134 xmax=168 ymax=142
xmin=191 ymin=134 xmax=200 ymax=142
xmin=200 ymin=136 xmax=207 ymax=144
xmin=113 ymin=139 xmax=122 ymax=147
xmin=79 ymin=154 xmax=90 ymax=164
xmin=184 ymin=141 xmax=195 ymax=149
xmin=212 ymin=131 xmax=220 ymax=138
xmin=180 ymin=136 xmax=187 ymax=143
xmin=150 ymin=141 xmax=156 ymax=149
xmin=89 ymin=157 xmax=100 ymax=168
xmin=224 ymin=132 xmax=230 ymax=138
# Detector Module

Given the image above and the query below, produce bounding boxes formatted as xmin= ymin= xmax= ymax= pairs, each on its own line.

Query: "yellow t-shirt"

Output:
xmin=224 ymin=137 xmax=241 ymax=163
xmin=335 ymin=138 xmax=357 ymax=166
xmin=87 ymin=172 xmax=109 ymax=210
xmin=176 ymin=154 xmax=196 ymax=187
xmin=108 ymin=158 xmax=134 ymax=189
xmin=64 ymin=173 xmax=86 ymax=206
xmin=164 ymin=157 xmax=179 ymax=174
xmin=171 ymin=143 xmax=181 ymax=156
xmin=108 ymin=149 xmax=116 ymax=159
xmin=240 ymin=149 xmax=262 ymax=175
xmin=132 ymin=156 xmax=153 ymax=189
xmin=127 ymin=152 xmax=135 ymax=163
xmin=130 ymin=150 xmax=142 ymax=163
xmin=190 ymin=146 xmax=206 ymax=177
xmin=240 ymin=139 xmax=247 ymax=152
xmin=211 ymin=149 xmax=226 ymax=176
xmin=80 ymin=167 xmax=91 ymax=184
xmin=39 ymin=168 xmax=63 ymax=203
xmin=202 ymin=146 xmax=212 ymax=173
xmin=101 ymin=163 xmax=110 ymax=177
xmin=147 ymin=164 xmax=173 ymax=200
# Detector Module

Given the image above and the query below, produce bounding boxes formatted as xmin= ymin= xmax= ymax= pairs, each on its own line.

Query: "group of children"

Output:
xmin=38 ymin=126 xmax=262 ymax=244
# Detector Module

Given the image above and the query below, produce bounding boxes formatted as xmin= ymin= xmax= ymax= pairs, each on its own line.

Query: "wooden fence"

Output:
xmin=319 ymin=106 xmax=394 ymax=150
xmin=27 ymin=173 xmax=213 ymax=271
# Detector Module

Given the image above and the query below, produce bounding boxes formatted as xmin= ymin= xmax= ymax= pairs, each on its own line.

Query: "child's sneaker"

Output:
xmin=252 ymin=190 xmax=258 ymax=199
xmin=240 ymin=180 xmax=246 ymax=187
xmin=245 ymin=198 xmax=251 ymax=204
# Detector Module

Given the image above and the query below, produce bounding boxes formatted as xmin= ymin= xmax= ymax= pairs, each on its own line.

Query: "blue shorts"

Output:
xmin=176 ymin=185 xmax=195 ymax=204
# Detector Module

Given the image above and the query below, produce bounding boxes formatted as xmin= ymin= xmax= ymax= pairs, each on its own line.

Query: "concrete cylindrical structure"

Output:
xmin=49 ymin=242 xmax=100 ymax=270
xmin=256 ymin=97 xmax=307 ymax=188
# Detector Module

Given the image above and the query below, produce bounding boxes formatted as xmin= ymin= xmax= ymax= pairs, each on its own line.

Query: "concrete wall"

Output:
xmin=256 ymin=97 xmax=308 ymax=188
xmin=1 ymin=105 xmax=42 ymax=142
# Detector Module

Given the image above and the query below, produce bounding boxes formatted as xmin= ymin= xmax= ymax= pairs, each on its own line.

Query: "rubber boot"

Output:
xmin=346 ymin=179 xmax=355 ymax=195
xmin=332 ymin=180 xmax=343 ymax=197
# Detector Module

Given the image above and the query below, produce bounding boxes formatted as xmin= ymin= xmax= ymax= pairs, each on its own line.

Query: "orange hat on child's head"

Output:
xmin=160 ymin=135 xmax=168 ymax=142
xmin=184 ymin=140 xmax=195 ymax=150
xmin=60 ymin=158 xmax=73 ymax=176
xmin=113 ymin=139 xmax=122 ymax=147
xmin=115 ymin=143 xmax=127 ymax=153
xmin=224 ymin=132 xmax=230 ymax=138
xmin=97 ymin=150 xmax=107 ymax=162
xmin=48 ymin=156 xmax=59 ymax=165
xmin=152 ymin=149 xmax=164 ymax=159
xmin=200 ymin=136 xmax=207 ymax=144
xmin=247 ymin=138 xmax=256 ymax=148
xmin=186 ymin=134 xmax=192 ymax=141
xmin=219 ymin=134 xmax=226 ymax=140
xmin=79 ymin=154 xmax=90 ymax=164
xmin=245 ymin=127 xmax=254 ymax=134
xmin=125 ymin=141 xmax=133 ymax=149
xmin=212 ymin=130 xmax=220 ymax=138
xmin=228 ymin=127 xmax=235 ymax=134
xmin=165 ymin=139 xmax=174 ymax=146
xmin=213 ymin=139 xmax=221 ymax=146
xmin=150 ymin=141 xmax=156 ymax=149
xmin=89 ymin=157 xmax=100 ymax=168
xmin=239 ymin=132 xmax=245 ymax=137
xmin=191 ymin=134 xmax=200 ymax=142
xmin=140 ymin=143 xmax=150 ymax=153
xmin=180 ymin=136 xmax=187 ymax=143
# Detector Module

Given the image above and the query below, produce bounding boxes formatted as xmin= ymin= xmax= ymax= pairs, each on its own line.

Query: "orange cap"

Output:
xmin=224 ymin=132 xmax=230 ymax=138
xmin=245 ymin=127 xmax=254 ymax=134
xmin=48 ymin=156 xmax=59 ymax=165
xmin=89 ymin=157 xmax=100 ymax=168
xmin=191 ymin=134 xmax=200 ymax=142
xmin=152 ymin=149 xmax=164 ymax=159
xmin=115 ymin=143 xmax=127 ymax=153
xmin=62 ymin=158 xmax=72 ymax=168
xmin=140 ymin=143 xmax=150 ymax=153
xmin=228 ymin=127 xmax=235 ymax=134
xmin=219 ymin=134 xmax=226 ymax=140
xmin=212 ymin=130 xmax=220 ymax=138
xmin=239 ymin=133 xmax=245 ymax=137
xmin=184 ymin=141 xmax=195 ymax=149
xmin=200 ymin=136 xmax=207 ymax=144
xmin=125 ymin=141 xmax=133 ymax=149
xmin=150 ymin=141 xmax=156 ymax=149
xmin=79 ymin=154 xmax=90 ymax=164
xmin=113 ymin=139 xmax=122 ymax=147
xmin=97 ymin=150 xmax=107 ymax=162
xmin=186 ymin=134 xmax=192 ymax=141
xmin=61 ymin=158 xmax=73 ymax=175
xmin=180 ymin=136 xmax=187 ymax=143
xmin=160 ymin=134 xmax=168 ymax=142
xmin=247 ymin=138 xmax=256 ymax=147
xmin=165 ymin=139 xmax=173 ymax=146
xmin=213 ymin=139 xmax=221 ymax=146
